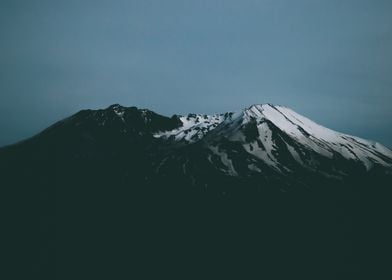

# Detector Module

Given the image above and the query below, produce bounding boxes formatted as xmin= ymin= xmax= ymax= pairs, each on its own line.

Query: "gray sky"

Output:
xmin=1 ymin=0 xmax=392 ymax=147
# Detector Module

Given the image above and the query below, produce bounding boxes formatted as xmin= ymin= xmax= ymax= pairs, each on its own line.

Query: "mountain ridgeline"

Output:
xmin=1 ymin=104 xmax=391 ymax=279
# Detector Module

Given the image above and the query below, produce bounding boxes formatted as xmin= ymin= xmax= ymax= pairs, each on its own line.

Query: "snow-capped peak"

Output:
xmin=235 ymin=104 xmax=392 ymax=171
xmin=152 ymin=103 xmax=392 ymax=174
xmin=155 ymin=103 xmax=392 ymax=174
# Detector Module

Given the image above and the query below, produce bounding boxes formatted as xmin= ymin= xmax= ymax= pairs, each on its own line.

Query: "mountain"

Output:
xmin=154 ymin=103 xmax=392 ymax=184
xmin=1 ymin=103 xmax=391 ymax=279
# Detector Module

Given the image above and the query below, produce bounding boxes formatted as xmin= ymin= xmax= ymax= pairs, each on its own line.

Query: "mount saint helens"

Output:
xmin=1 ymin=103 xmax=391 ymax=279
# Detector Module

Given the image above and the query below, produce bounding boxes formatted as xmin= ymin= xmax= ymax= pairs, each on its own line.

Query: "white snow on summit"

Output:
xmin=154 ymin=113 xmax=225 ymax=143
xmin=241 ymin=104 xmax=392 ymax=170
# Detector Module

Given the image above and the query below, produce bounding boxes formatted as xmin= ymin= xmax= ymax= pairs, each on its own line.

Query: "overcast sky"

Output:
xmin=1 ymin=0 xmax=391 ymax=147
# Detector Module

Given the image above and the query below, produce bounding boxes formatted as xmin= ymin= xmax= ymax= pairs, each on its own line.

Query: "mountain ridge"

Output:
xmin=3 ymin=103 xmax=391 ymax=180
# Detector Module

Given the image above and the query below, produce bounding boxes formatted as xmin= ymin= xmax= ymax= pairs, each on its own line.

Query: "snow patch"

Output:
xmin=154 ymin=114 xmax=225 ymax=143
xmin=210 ymin=146 xmax=238 ymax=176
